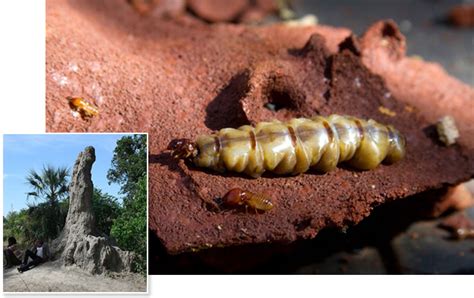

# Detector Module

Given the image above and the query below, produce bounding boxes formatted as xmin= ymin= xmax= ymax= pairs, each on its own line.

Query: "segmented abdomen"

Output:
xmin=194 ymin=115 xmax=405 ymax=178
xmin=245 ymin=192 xmax=274 ymax=211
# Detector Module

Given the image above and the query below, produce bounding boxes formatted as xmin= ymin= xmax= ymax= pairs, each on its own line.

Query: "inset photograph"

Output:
xmin=3 ymin=133 xmax=147 ymax=292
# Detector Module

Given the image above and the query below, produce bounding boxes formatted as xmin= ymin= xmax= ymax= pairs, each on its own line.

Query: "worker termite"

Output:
xmin=168 ymin=114 xmax=406 ymax=178
xmin=67 ymin=96 xmax=99 ymax=120
xmin=222 ymin=188 xmax=274 ymax=212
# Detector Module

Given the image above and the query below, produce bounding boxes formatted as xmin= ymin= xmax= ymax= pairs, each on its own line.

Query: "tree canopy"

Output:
xmin=92 ymin=188 xmax=120 ymax=236
xmin=107 ymin=134 xmax=147 ymax=273
xmin=107 ymin=134 xmax=147 ymax=200
xmin=111 ymin=176 xmax=147 ymax=273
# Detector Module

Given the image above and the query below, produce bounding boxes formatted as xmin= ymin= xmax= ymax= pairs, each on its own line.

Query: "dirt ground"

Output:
xmin=3 ymin=260 xmax=147 ymax=293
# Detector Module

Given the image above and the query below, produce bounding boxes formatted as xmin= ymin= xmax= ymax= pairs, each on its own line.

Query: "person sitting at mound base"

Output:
xmin=4 ymin=237 xmax=22 ymax=269
xmin=18 ymin=239 xmax=50 ymax=273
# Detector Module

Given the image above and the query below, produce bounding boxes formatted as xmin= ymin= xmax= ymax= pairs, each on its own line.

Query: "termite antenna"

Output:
xmin=167 ymin=138 xmax=198 ymax=160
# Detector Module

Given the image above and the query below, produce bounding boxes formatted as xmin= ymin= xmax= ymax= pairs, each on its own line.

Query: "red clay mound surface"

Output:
xmin=46 ymin=0 xmax=474 ymax=254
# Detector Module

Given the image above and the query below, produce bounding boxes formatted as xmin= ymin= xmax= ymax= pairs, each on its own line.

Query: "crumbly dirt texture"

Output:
xmin=46 ymin=0 xmax=474 ymax=254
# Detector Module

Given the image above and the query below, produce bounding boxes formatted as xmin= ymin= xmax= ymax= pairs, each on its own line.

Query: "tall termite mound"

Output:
xmin=53 ymin=146 xmax=135 ymax=274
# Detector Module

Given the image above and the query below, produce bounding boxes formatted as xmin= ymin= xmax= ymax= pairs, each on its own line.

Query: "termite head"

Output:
xmin=66 ymin=96 xmax=99 ymax=120
xmin=67 ymin=96 xmax=81 ymax=108
xmin=222 ymin=188 xmax=247 ymax=207
xmin=167 ymin=138 xmax=198 ymax=160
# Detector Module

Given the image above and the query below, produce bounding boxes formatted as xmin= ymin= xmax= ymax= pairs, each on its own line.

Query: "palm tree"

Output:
xmin=26 ymin=165 xmax=69 ymax=204
xmin=25 ymin=165 xmax=70 ymax=239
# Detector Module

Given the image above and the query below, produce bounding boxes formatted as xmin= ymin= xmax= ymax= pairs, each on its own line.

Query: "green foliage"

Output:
xmin=107 ymin=134 xmax=147 ymax=274
xmin=111 ymin=176 xmax=147 ymax=273
xmin=4 ymin=203 xmax=69 ymax=245
xmin=3 ymin=210 xmax=34 ymax=246
xmin=92 ymin=188 xmax=120 ymax=235
xmin=58 ymin=199 xmax=69 ymax=230
xmin=107 ymin=134 xmax=147 ymax=199
xmin=3 ymin=186 xmax=121 ymax=247
xmin=24 ymin=165 xmax=70 ymax=240
xmin=27 ymin=201 xmax=68 ymax=241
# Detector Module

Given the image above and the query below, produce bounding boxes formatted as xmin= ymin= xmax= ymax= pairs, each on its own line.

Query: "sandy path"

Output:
xmin=3 ymin=260 xmax=146 ymax=292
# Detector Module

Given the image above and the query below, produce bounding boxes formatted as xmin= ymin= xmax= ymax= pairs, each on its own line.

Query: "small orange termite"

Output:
xmin=127 ymin=0 xmax=158 ymax=15
xmin=222 ymin=188 xmax=274 ymax=212
xmin=67 ymin=96 xmax=99 ymax=120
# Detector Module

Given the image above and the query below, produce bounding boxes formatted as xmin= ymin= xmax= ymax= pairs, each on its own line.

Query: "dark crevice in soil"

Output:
xmin=262 ymin=74 xmax=304 ymax=113
xmin=322 ymin=55 xmax=334 ymax=104
xmin=265 ymin=89 xmax=297 ymax=111
xmin=205 ymin=71 xmax=251 ymax=130
xmin=338 ymin=34 xmax=362 ymax=56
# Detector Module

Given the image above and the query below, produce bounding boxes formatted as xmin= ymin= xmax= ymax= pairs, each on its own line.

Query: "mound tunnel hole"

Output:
xmin=382 ymin=23 xmax=397 ymax=38
xmin=265 ymin=88 xmax=299 ymax=112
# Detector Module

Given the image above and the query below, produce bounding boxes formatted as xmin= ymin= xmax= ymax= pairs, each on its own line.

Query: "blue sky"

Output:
xmin=3 ymin=134 xmax=143 ymax=216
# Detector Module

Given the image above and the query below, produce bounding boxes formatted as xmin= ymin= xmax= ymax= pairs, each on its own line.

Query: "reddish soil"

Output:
xmin=46 ymin=0 xmax=474 ymax=254
xmin=448 ymin=4 xmax=474 ymax=27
